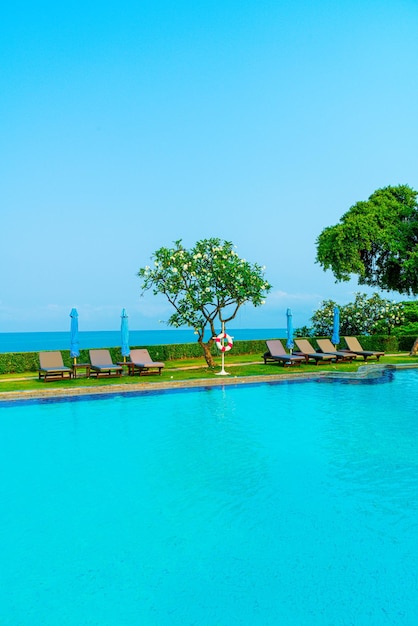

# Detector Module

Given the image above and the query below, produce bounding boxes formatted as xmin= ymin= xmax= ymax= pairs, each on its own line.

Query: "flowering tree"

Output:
xmin=309 ymin=300 xmax=338 ymax=336
xmin=138 ymin=238 xmax=271 ymax=366
xmin=309 ymin=293 xmax=404 ymax=337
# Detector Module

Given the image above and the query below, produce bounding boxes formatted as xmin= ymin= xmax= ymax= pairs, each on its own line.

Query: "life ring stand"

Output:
xmin=215 ymin=332 xmax=233 ymax=352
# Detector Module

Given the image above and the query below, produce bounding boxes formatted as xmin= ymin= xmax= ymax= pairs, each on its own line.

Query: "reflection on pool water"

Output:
xmin=1 ymin=370 xmax=418 ymax=625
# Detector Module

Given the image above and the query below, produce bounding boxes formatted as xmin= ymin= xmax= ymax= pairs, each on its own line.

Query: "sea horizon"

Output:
xmin=0 ymin=328 xmax=287 ymax=354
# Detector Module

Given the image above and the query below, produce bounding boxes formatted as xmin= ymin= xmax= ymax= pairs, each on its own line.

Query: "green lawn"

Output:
xmin=0 ymin=352 xmax=417 ymax=394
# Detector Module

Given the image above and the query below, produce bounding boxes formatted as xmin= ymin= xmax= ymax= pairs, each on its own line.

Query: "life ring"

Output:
xmin=215 ymin=332 xmax=233 ymax=352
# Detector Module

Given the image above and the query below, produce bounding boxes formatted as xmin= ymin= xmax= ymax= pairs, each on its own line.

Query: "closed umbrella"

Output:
xmin=331 ymin=306 xmax=340 ymax=348
xmin=286 ymin=308 xmax=294 ymax=353
xmin=70 ymin=308 xmax=80 ymax=364
xmin=121 ymin=308 xmax=130 ymax=361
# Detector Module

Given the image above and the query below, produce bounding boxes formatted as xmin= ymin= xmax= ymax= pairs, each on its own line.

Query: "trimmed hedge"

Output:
xmin=0 ymin=335 xmax=416 ymax=375
xmin=0 ymin=339 xmax=272 ymax=374
xmin=338 ymin=335 xmax=399 ymax=353
xmin=316 ymin=335 xmax=408 ymax=353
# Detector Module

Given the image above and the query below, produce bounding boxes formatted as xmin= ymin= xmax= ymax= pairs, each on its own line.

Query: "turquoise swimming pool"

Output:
xmin=1 ymin=370 xmax=417 ymax=625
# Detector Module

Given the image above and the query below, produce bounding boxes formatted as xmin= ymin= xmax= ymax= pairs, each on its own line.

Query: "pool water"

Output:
xmin=1 ymin=371 xmax=418 ymax=625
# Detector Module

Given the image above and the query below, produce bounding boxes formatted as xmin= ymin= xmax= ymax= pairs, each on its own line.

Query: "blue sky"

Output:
xmin=2 ymin=0 xmax=418 ymax=333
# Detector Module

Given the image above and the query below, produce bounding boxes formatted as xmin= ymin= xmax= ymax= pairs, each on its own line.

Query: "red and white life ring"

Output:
xmin=215 ymin=332 xmax=233 ymax=352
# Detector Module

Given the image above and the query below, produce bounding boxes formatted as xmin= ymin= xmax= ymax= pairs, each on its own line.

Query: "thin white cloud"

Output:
xmin=266 ymin=290 xmax=322 ymax=303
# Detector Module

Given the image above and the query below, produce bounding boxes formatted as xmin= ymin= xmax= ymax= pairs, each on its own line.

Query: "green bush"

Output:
xmin=392 ymin=322 xmax=418 ymax=336
xmin=0 ymin=338 xmax=277 ymax=375
xmin=396 ymin=335 xmax=418 ymax=351
xmin=303 ymin=335 xmax=416 ymax=353
xmin=346 ymin=335 xmax=397 ymax=352
xmin=0 ymin=352 xmax=39 ymax=374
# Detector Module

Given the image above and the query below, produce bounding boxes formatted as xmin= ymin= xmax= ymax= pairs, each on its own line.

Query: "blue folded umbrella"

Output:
xmin=331 ymin=306 xmax=340 ymax=347
xmin=286 ymin=308 xmax=294 ymax=353
xmin=70 ymin=308 xmax=80 ymax=361
xmin=121 ymin=308 xmax=130 ymax=358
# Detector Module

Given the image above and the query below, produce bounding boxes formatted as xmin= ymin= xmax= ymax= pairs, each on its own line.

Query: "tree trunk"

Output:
xmin=199 ymin=339 xmax=215 ymax=367
xmin=410 ymin=338 xmax=418 ymax=356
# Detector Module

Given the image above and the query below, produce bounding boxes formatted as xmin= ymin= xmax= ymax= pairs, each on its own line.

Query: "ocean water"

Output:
xmin=1 ymin=370 xmax=418 ymax=624
xmin=0 ymin=328 xmax=286 ymax=353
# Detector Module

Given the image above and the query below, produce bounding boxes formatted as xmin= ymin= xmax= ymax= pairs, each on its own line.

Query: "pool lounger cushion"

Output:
xmin=39 ymin=351 xmax=73 ymax=381
xmin=89 ymin=349 xmax=123 ymax=377
xmin=342 ymin=337 xmax=385 ymax=361
xmin=127 ymin=349 xmax=165 ymax=375
xmin=316 ymin=339 xmax=358 ymax=362
xmin=294 ymin=339 xmax=337 ymax=365
xmin=263 ymin=340 xmax=305 ymax=367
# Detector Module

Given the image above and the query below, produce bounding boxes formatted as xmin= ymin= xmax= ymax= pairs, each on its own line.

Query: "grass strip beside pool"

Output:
xmin=0 ymin=353 xmax=417 ymax=396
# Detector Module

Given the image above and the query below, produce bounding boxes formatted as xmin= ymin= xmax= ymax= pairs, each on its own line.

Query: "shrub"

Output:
xmin=0 ymin=339 xmax=277 ymax=374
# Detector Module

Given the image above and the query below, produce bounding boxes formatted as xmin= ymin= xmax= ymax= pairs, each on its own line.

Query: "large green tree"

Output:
xmin=392 ymin=300 xmax=418 ymax=336
xmin=138 ymin=238 xmax=271 ymax=366
xmin=316 ymin=185 xmax=418 ymax=295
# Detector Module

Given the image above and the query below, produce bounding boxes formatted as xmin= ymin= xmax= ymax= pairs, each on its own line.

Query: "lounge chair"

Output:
xmin=342 ymin=337 xmax=384 ymax=361
xmin=294 ymin=339 xmax=337 ymax=365
xmin=38 ymin=351 xmax=72 ymax=381
xmin=127 ymin=349 xmax=165 ymax=375
xmin=316 ymin=339 xmax=358 ymax=362
xmin=89 ymin=349 xmax=123 ymax=377
xmin=263 ymin=340 xmax=305 ymax=367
